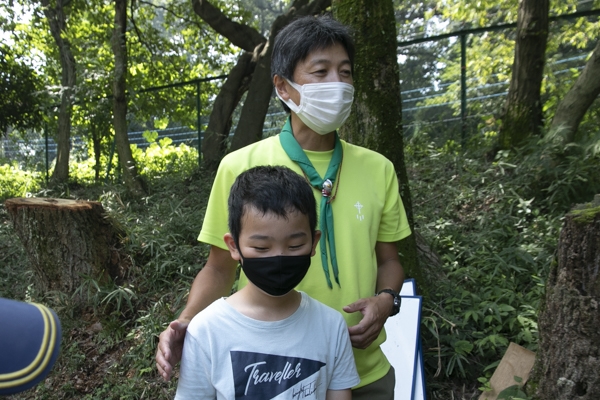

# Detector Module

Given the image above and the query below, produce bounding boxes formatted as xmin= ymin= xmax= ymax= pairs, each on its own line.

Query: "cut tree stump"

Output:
xmin=530 ymin=194 xmax=600 ymax=399
xmin=5 ymin=198 xmax=126 ymax=297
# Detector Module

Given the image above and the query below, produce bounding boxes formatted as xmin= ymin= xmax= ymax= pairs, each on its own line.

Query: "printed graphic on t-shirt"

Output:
xmin=354 ymin=201 xmax=365 ymax=221
xmin=231 ymin=351 xmax=326 ymax=399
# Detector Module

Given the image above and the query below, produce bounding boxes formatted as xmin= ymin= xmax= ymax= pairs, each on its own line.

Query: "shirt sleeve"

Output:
xmin=175 ymin=326 xmax=217 ymax=399
xmin=197 ymin=158 xmax=238 ymax=250
xmin=377 ymin=160 xmax=412 ymax=243
xmin=328 ymin=316 xmax=361 ymax=390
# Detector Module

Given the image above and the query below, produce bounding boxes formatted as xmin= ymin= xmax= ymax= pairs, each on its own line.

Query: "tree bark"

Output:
xmin=192 ymin=0 xmax=266 ymax=52
xmin=4 ymin=198 xmax=126 ymax=297
xmin=333 ymin=0 xmax=425 ymax=295
xmin=498 ymin=0 xmax=549 ymax=149
xmin=112 ymin=0 xmax=145 ymax=195
xmin=530 ymin=194 xmax=600 ymax=400
xmin=547 ymin=39 xmax=600 ymax=144
xmin=40 ymin=0 xmax=76 ymax=185
xmin=229 ymin=41 xmax=274 ymax=152
xmin=203 ymin=51 xmax=256 ymax=171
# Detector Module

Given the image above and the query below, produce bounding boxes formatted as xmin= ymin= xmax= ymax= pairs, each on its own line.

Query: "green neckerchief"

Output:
xmin=279 ymin=118 xmax=342 ymax=289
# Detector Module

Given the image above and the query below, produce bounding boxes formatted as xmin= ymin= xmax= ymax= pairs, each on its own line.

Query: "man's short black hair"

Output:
xmin=228 ymin=166 xmax=317 ymax=243
xmin=271 ymin=14 xmax=355 ymax=82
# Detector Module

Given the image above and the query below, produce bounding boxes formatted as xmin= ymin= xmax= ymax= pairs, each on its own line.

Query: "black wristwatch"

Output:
xmin=377 ymin=289 xmax=401 ymax=316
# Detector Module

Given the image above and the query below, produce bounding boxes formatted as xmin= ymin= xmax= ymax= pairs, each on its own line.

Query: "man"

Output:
xmin=157 ymin=15 xmax=411 ymax=399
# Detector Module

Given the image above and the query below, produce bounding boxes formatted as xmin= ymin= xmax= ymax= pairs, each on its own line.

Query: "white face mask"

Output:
xmin=277 ymin=79 xmax=355 ymax=135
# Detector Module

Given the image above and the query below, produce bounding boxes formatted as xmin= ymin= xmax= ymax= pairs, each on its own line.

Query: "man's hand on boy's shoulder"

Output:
xmin=156 ymin=319 xmax=189 ymax=381
xmin=343 ymin=294 xmax=391 ymax=349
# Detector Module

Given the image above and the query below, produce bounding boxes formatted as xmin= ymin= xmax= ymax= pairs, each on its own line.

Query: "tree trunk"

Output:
xmin=530 ymin=194 xmax=600 ymax=400
xmin=112 ymin=0 xmax=145 ymax=195
xmin=91 ymin=121 xmax=102 ymax=181
xmin=41 ymin=0 xmax=76 ymax=185
xmin=203 ymin=51 xmax=255 ymax=171
xmin=229 ymin=41 xmax=274 ymax=152
xmin=547 ymin=39 xmax=600 ymax=144
xmin=498 ymin=0 xmax=549 ymax=149
xmin=332 ymin=0 xmax=426 ymax=295
xmin=4 ymin=198 xmax=126 ymax=297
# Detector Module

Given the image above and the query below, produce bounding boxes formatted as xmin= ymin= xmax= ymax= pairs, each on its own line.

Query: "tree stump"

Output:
xmin=4 ymin=198 xmax=126 ymax=296
xmin=530 ymin=195 xmax=600 ymax=399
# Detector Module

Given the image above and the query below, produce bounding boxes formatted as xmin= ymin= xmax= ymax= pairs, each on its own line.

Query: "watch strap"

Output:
xmin=376 ymin=289 xmax=401 ymax=316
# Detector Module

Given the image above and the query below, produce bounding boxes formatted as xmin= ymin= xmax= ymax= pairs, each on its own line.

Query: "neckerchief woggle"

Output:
xmin=279 ymin=118 xmax=342 ymax=289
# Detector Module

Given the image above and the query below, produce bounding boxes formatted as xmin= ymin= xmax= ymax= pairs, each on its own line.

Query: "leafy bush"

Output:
xmin=406 ymin=135 xmax=571 ymax=386
xmin=0 ymin=162 xmax=42 ymax=201
xmin=133 ymin=135 xmax=199 ymax=181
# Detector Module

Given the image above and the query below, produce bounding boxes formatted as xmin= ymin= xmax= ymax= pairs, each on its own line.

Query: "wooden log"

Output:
xmin=530 ymin=195 xmax=600 ymax=399
xmin=4 ymin=198 xmax=125 ymax=296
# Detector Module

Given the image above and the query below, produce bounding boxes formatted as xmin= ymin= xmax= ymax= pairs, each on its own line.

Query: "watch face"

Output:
xmin=392 ymin=295 xmax=401 ymax=315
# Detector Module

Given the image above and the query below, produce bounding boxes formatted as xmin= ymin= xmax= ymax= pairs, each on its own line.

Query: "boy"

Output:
xmin=175 ymin=166 xmax=359 ymax=400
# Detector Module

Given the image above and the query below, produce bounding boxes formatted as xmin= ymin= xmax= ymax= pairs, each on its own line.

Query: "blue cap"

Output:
xmin=0 ymin=298 xmax=62 ymax=395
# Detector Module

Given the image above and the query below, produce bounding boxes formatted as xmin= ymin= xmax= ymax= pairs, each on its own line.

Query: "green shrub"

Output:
xmin=407 ymin=135 xmax=565 ymax=383
xmin=133 ymin=136 xmax=199 ymax=181
xmin=0 ymin=162 xmax=42 ymax=201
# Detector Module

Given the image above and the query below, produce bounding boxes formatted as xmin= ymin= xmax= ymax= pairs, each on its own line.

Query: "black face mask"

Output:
xmin=240 ymin=253 xmax=312 ymax=297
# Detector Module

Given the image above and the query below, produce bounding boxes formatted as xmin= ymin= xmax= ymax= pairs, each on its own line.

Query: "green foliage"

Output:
xmin=0 ymin=45 xmax=45 ymax=133
xmin=406 ymin=133 xmax=591 ymax=386
xmin=133 ymin=139 xmax=199 ymax=180
xmin=0 ymin=162 xmax=42 ymax=201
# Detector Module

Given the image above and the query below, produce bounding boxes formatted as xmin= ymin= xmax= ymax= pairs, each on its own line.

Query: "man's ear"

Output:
xmin=273 ymin=75 xmax=290 ymax=101
xmin=310 ymin=230 xmax=322 ymax=257
xmin=223 ymin=233 xmax=241 ymax=261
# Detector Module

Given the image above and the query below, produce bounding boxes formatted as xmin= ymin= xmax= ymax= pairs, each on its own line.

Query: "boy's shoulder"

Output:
xmin=300 ymin=292 xmax=346 ymax=323
xmin=187 ymin=297 xmax=229 ymax=332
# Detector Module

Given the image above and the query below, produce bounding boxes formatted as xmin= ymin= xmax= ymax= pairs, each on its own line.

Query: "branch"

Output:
xmin=128 ymin=0 xmax=159 ymax=59
xmin=137 ymin=0 xmax=206 ymax=31
xmin=191 ymin=0 xmax=266 ymax=52
xmin=269 ymin=0 xmax=331 ymax=38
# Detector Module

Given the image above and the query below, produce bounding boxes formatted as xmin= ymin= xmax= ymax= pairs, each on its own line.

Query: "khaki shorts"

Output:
xmin=352 ymin=366 xmax=395 ymax=400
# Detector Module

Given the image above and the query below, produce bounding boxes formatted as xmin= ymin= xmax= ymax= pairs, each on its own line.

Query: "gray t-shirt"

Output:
xmin=176 ymin=292 xmax=360 ymax=399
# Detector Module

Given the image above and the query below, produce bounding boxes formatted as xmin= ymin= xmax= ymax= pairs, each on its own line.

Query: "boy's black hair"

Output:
xmin=228 ymin=166 xmax=317 ymax=243
xmin=271 ymin=15 xmax=355 ymax=112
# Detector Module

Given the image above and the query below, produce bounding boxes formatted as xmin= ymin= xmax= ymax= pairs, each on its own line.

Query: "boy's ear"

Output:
xmin=223 ymin=233 xmax=241 ymax=261
xmin=310 ymin=230 xmax=322 ymax=257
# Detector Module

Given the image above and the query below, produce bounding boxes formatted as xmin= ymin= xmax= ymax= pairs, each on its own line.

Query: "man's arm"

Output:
xmin=156 ymin=246 xmax=238 ymax=381
xmin=326 ymin=389 xmax=352 ymax=400
xmin=343 ymin=241 xmax=404 ymax=349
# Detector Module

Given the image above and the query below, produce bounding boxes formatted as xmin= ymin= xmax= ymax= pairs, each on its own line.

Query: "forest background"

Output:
xmin=1 ymin=0 xmax=600 ymax=398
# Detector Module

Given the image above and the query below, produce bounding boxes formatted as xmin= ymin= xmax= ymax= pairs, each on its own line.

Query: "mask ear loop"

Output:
xmin=233 ymin=238 xmax=245 ymax=264
xmin=279 ymin=79 xmax=302 ymax=112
